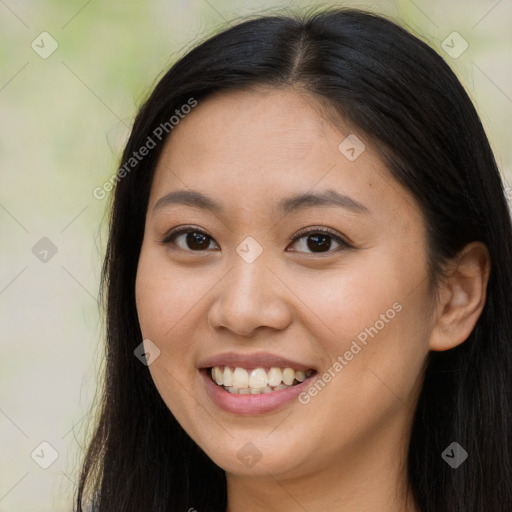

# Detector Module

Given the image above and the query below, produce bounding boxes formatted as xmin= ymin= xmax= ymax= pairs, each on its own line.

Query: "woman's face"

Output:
xmin=135 ymin=87 xmax=433 ymax=480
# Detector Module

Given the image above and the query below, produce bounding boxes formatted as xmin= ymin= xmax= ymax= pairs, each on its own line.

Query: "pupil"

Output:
xmin=307 ymin=234 xmax=331 ymax=252
xmin=187 ymin=232 xmax=209 ymax=250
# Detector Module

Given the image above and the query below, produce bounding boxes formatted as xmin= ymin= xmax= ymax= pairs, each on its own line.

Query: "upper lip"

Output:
xmin=198 ymin=352 xmax=316 ymax=371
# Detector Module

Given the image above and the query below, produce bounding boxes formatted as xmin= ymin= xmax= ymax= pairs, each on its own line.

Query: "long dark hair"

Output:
xmin=75 ymin=7 xmax=512 ymax=511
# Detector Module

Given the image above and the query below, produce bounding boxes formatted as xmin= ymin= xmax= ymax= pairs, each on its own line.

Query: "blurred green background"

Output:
xmin=1 ymin=1 xmax=511 ymax=510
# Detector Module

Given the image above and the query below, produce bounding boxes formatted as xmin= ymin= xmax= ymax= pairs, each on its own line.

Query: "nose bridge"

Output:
xmin=224 ymin=244 xmax=273 ymax=315
xmin=208 ymin=243 xmax=291 ymax=335
xmin=230 ymin=249 xmax=268 ymax=304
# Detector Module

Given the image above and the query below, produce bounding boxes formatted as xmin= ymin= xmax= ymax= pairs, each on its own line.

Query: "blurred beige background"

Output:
xmin=0 ymin=1 xmax=511 ymax=510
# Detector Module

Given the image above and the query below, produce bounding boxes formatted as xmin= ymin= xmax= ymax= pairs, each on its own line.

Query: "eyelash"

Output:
xmin=160 ymin=225 xmax=352 ymax=254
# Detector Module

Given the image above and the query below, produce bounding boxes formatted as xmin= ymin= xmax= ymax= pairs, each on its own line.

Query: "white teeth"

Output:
xmin=210 ymin=365 xmax=314 ymax=394
xmin=282 ymin=368 xmax=295 ymax=385
xmin=267 ymin=367 xmax=283 ymax=387
xmin=232 ymin=367 xmax=249 ymax=389
xmin=249 ymin=368 xmax=267 ymax=389
xmin=223 ymin=366 xmax=233 ymax=387
xmin=212 ymin=366 xmax=223 ymax=385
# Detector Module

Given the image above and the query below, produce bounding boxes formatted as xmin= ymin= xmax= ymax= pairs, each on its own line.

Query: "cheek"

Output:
xmin=135 ymin=248 xmax=210 ymax=341
xmin=135 ymin=251 xmax=197 ymax=392
xmin=288 ymin=261 xmax=402 ymax=353
xmin=289 ymin=251 xmax=430 ymax=400
xmin=134 ymin=246 xmax=226 ymax=396
xmin=135 ymin=250 xmax=204 ymax=428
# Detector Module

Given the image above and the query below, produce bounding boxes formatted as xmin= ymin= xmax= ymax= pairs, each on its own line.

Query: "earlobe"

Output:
xmin=428 ymin=241 xmax=491 ymax=352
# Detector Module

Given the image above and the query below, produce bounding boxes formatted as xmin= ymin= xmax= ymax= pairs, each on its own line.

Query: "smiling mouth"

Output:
xmin=209 ymin=365 xmax=316 ymax=395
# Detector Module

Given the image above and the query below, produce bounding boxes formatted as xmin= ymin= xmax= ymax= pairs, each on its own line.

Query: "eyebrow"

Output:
xmin=152 ymin=188 xmax=369 ymax=215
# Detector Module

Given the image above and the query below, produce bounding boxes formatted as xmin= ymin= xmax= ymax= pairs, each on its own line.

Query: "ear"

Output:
xmin=429 ymin=241 xmax=491 ymax=351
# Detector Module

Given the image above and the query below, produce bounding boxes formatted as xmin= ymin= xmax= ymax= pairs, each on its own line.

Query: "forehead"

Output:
xmin=148 ymin=87 xmax=420 ymax=226
xmin=159 ymin=87 xmax=352 ymax=169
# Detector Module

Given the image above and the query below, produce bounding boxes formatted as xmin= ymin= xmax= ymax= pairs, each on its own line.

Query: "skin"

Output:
xmin=135 ymin=86 xmax=490 ymax=512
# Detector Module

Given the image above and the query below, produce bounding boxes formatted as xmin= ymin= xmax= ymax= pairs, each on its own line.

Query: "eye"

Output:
xmin=160 ymin=225 xmax=352 ymax=254
xmin=287 ymin=227 xmax=352 ymax=254
xmin=161 ymin=226 xmax=219 ymax=251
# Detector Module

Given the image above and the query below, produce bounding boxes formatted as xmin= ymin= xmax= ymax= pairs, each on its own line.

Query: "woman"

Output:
xmin=75 ymin=7 xmax=512 ymax=511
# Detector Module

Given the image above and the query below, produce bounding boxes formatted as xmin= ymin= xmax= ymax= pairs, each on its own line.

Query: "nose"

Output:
xmin=207 ymin=253 xmax=293 ymax=337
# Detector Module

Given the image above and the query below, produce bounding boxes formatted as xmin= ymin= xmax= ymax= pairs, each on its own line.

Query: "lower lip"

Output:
xmin=200 ymin=369 xmax=315 ymax=415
